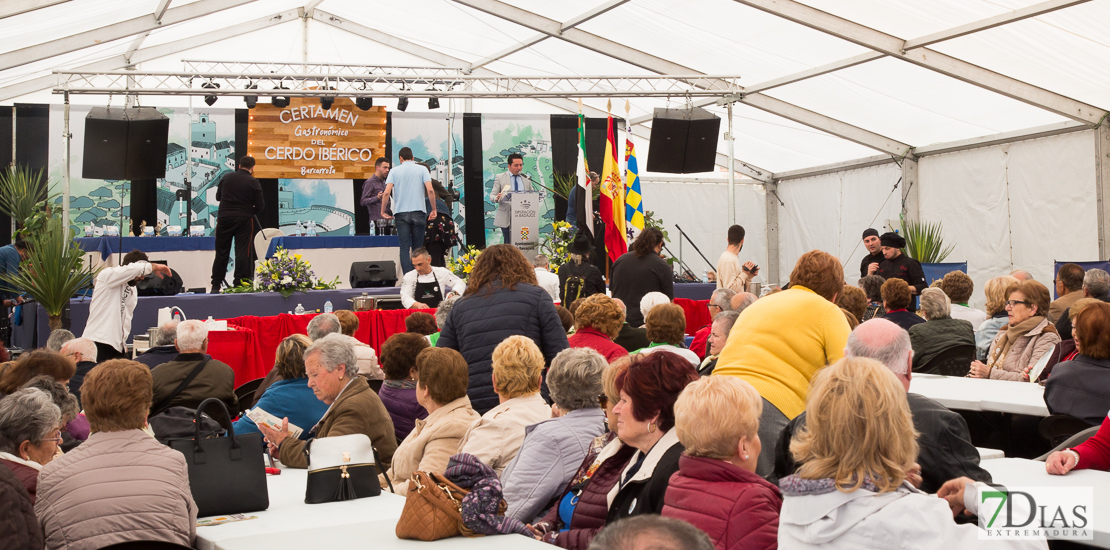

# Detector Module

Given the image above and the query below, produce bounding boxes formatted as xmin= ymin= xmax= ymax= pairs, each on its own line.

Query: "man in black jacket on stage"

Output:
xmin=211 ymin=156 xmax=264 ymax=293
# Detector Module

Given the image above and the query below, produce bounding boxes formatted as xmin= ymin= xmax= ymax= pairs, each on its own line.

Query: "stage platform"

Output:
xmin=35 ymin=287 xmax=404 ymax=347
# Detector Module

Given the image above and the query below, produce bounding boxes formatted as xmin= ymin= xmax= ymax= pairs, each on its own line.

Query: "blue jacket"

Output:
xmin=0 ymin=244 xmax=21 ymax=299
xmin=232 ymin=378 xmax=329 ymax=440
xmin=437 ymin=281 xmax=569 ymax=414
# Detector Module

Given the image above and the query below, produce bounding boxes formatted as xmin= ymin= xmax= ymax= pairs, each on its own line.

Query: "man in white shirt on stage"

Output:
xmin=532 ymin=254 xmax=561 ymax=303
xmin=401 ymin=248 xmax=466 ymax=310
xmin=82 ymin=250 xmax=173 ymax=361
xmin=716 ymin=224 xmax=759 ymax=294
xmin=490 ymin=153 xmax=533 ymax=245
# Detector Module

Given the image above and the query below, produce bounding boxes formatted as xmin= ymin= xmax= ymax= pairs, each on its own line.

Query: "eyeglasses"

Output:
xmin=37 ymin=430 xmax=63 ymax=444
xmin=1005 ymin=300 xmax=1031 ymax=308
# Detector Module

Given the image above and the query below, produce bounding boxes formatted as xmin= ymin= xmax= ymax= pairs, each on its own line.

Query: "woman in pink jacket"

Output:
xmin=662 ymin=376 xmax=781 ymax=550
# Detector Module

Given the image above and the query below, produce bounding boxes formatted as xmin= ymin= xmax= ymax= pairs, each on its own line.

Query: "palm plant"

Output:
xmin=0 ymin=214 xmax=98 ymax=330
xmin=900 ymin=218 xmax=955 ymax=263
xmin=0 ymin=165 xmax=53 ymax=235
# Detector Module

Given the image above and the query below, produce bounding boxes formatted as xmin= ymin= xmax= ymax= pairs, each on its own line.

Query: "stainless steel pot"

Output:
xmin=348 ymin=293 xmax=377 ymax=311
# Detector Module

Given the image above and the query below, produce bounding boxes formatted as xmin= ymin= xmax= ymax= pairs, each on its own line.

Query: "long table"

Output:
xmin=78 ymin=236 xmax=218 ymax=293
xmin=36 ymin=288 xmax=405 ymax=349
xmin=195 ymin=468 xmax=547 ymax=550
xmin=908 ymin=374 xmax=1049 ymax=417
xmin=982 ymin=458 xmax=1110 ymax=548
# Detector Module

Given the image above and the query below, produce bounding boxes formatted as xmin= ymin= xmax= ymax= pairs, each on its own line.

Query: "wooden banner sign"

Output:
xmin=247 ymin=97 xmax=387 ymax=179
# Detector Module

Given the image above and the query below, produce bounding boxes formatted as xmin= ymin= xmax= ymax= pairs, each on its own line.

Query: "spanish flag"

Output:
xmin=600 ymin=117 xmax=627 ymax=262
xmin=624 ymin=136 xmax=644 ymax=231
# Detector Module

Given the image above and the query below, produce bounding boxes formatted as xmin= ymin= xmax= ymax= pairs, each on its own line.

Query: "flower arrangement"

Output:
xmin=223 ymin=246 xmax=340 ymax=297
xmin=539 ymin=220 xmax=575 ymax=273
xmin=447 ymin=245 xmax=482 ymax=280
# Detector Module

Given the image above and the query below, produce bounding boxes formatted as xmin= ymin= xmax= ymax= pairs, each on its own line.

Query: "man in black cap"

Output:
xmin=860 ymin=228 xmax=884 ymax=278
xmin=558 ymin=232 xmax=606 ymax=305
xmin=876 ymin=231 xmax=927 ymax=309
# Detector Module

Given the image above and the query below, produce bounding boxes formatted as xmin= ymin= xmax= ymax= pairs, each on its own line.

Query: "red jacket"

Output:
xmin=1074 ymin=414 xmax=1110 ymax=471
xmin=690 ymin=324 xmax=711 ymax=360
xmin=662 ymin=455 xmax=782 ymax=550
xmin=0 ymin=459 xmax=38 ymax=504
xmin=544 ymin=443 xmax=637 ymax=549
xmin=568 ymin=327 xmax=629 ymax=363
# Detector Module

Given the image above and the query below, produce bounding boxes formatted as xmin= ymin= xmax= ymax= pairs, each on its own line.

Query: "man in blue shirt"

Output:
xmin=0 ymin=239 xmax=28 ymax=309
xmin=381 ymin=147 xmax=437 ymax=273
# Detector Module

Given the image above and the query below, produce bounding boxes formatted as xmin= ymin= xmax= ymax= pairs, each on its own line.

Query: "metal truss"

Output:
xmin=53 ymin=70 xmax=743 ymax=99
xmin=181 ymin=60 xmax=467 ymax=77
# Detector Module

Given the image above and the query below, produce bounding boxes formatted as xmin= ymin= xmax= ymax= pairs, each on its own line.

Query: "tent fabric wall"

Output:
xmin=776 ymin=163 xmax=903 ymax=286
xmin=919 ymin=130 xmax=1097 ymax=308
xmin=638 ymin=181 xmax=767 ymax=285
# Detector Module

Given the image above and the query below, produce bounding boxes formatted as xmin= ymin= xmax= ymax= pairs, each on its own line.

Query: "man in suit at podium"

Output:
xmin=490 ymin=153 xmax=533 ymax=245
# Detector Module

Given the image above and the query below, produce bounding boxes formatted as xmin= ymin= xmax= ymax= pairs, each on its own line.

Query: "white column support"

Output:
xmin=62 ymin=93 xmax=71 ymax=240
xmin=0 ymin=0 xmax=259 ymax=72
xmin=765 ymin=181 xmax=780 ymax=286
xmin=733 ymin=0 xmax=1107 ymax=125
xmin=726 ymin=102 xmax=736 ymax=226
xmin=1096 ymin=122 xmax=1110 ymax=258
xmin=901 ymin=156 xmax=919 ymax=224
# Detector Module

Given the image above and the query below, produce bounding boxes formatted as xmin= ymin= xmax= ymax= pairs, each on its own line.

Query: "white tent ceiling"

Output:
xmin=1 ymin=0 xmax=1107 ymax=174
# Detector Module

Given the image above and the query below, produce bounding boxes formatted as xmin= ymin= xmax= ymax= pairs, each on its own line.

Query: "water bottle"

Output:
xmin=324 ymin=300 xmax=333 ymax=313
xmin=294 ymin=220 xmax=302 ymax=236
xmin=294 ymin=303 xmax=305 ymax=315
xmin=307 ymin=221 xmax=317 ymax=237
xmin=348 ymin=222 xmax=354 ymax=236
xmin=205 ymin=316 xmax=216 ymax=328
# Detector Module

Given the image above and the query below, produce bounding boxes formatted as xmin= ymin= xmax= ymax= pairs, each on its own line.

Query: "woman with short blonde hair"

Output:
xmin=458 ymin=336 xmax=551 ymax=477
xmin=662 ymin=376 xmax=781 ymax=550
xmin=779 ymin=357 xmax=1033 ymax=549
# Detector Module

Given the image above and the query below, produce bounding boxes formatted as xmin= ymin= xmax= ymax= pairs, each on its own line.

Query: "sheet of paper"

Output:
xmin=247 ymin=407 xmax=303 ymax=440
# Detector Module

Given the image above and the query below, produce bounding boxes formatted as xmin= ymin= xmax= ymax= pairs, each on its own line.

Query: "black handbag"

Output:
xmin=168 ymin=398 xmax=269 ymax=517
xmin=303 ymin=433 xmax=388 ymax=504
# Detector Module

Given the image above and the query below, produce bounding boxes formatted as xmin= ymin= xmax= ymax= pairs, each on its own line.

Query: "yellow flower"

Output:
xmin=295 ymin=254 xmax=302 ymax=260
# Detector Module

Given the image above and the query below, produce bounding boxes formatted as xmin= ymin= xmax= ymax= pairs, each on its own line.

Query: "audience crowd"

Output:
xmin=1 ymin=228 xmax=1096 ymax=550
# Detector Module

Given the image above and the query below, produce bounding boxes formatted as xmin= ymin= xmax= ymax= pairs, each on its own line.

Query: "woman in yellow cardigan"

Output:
xmin=713 ymin=250 xmax=851 ymax=477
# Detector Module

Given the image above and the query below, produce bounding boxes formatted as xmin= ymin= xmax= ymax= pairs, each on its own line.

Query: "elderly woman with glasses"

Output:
xmin=500 ymin=347 xmax=608 ymax=523
xmin=969 ymin=280 xmax=1061 ymax=381
xmin=0 ymin=388 xmax=63 ymax=501
xmin=259 ymin=333 xmax=398 ymax=469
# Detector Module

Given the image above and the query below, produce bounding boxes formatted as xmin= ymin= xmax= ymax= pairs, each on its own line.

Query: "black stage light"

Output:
xmin=397 ymin=97 xmax=408 ymax=112
xmin=272 ymin=85 xmax=290 ymax=108
xmin=428 ymin=97 xmax=440 ymax=109
xmin=243 ymin=84 xmax=258 ymax=109
xmin=201 ymin=81 xmax=219 ymax=106
xmin=355 ymin=97 xmax=373 ymax=110
xmin=320 ymin=96 xmax=335 ymax=110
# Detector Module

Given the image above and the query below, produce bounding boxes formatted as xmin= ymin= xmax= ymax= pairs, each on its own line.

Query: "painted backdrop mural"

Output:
xmin=389 ymin=113 xmax=465 ymax=238
xmin=276 ymin=178 xmax=354 ymax=235
xmin=481 ymin=114 xmax=554 ymax=245
xmin=48 ymin=105 xmax=236 ymax=235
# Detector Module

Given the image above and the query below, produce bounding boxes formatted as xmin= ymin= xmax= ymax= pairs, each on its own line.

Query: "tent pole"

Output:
xmin=63 ymin=92 xmax=71 ymax=241
xmin=727 ymin=102 xmax=735 ymax=227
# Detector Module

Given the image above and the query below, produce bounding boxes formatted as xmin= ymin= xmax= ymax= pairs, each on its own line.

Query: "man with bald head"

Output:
xmin=730 ymin=291 xmax=757 ymax=313
xmin=773 ymin=318 xmax=991 ymax=491
xmin=1010 ymin=269 xmax=1033 ymax=282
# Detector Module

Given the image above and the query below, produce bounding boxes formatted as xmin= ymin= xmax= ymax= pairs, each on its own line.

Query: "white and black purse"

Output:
xmin=303 ymin=433 xmax=390 ymax=503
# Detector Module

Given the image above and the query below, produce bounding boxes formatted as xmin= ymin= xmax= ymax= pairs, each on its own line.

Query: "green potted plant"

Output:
xmin=900 ymin=218 xmax=955 ymax=264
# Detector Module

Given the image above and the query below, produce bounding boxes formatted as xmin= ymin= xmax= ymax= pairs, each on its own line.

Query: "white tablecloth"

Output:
xmin=195 ymin=468 xmax=546 ymax=550
xmin=908 ymin=374 xmax=1049 ymax=416
xmin=982 ymin=458 xmax=1110 ymax=548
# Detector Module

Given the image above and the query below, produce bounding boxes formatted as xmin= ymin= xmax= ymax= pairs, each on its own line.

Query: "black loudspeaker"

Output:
xmin=83 ymin=107 xmax=129 ymax=180
xmin=83 ymin=107 xmax=169 ymax=180
xmin=645 ymin=107 xmax=721 ymax=174
xmin=349 ymin=261 xmax=398 ymax=288
xmin=137 ymin=268 xmax=184 ymax=296
xmin=125 ymin=107 xmax=170 ymax=179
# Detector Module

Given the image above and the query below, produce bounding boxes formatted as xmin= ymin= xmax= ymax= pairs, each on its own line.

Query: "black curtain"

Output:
xmin=0 ymin=107 xmax=12 ymax=245
xmin=129 ymin=179 xmax=158 ymax=236
xmin=462 ymin=113 xmax=484 ymax=249
xmin=353 ymin=179 xmax=368 ymax=234
xmin=549 ymin=115 xmax=579 ymax=222
xmin=257 ymin=179 xmax=279 ymax=229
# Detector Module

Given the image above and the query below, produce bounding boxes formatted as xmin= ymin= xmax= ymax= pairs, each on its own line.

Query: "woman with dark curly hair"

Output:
xmin=610 ymin=228 xmax=673 ymax=327
xmin=436 ymin=244 xmax=568 ymax=414
xmin=567 ymin=294 xmax=629 ymax=362
xmin=404 ymin=312 xmax=438 ymax=336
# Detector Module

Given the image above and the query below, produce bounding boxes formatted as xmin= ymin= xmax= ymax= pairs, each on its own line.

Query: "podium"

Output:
xmin=510 ymin=191 xmax=540 ymax=260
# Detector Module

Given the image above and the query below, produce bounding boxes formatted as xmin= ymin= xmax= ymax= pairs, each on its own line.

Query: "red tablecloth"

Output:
xmin=222 ymin=309 xmax=436 ymax=373
xmin=674 ymin=298 xmax=711 ymax=336
xmin=206 ymin=328 xmax=268 ymax=387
